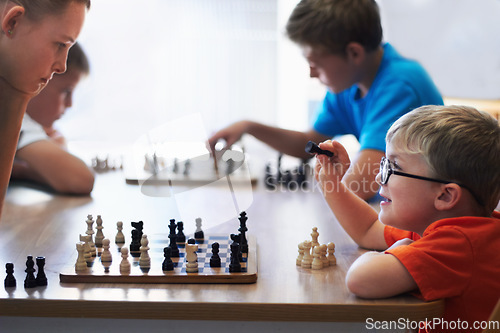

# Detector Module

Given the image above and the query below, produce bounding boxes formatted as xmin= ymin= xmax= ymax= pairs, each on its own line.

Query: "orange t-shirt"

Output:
xmin=385 ymin=211 xmax=500 ymax=333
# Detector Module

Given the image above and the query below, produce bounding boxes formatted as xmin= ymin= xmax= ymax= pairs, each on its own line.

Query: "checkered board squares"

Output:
xmin=59 ymin=235 xmax=257 ymax=284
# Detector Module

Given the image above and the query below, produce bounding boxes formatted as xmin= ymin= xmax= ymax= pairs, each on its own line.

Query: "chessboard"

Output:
xmin=123 ymin=150 xmax=257 ymax=186
xmin=59 ymin=234 xmax=258 ymax=284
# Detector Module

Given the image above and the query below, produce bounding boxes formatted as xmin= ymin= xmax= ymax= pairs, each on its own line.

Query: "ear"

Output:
xmin=1 ymin=5 xmax=25 ymax=37
xmin=434 ymin=183 xmax=462 ymax=211
xmin=345 ymin=42 xmax=365 ymax=64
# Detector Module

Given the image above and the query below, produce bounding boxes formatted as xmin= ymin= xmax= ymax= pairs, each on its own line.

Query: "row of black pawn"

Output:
xmin=4 ymin=255 xmax=47 ymax=288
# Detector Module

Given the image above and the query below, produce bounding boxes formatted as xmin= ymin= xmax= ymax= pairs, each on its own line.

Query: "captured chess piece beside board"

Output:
xmin=123 ymin=148 xmax=258 ymax=186
xmin=4 ymin=256 xmax=48 ymax=289
xmin=59 ymin=212 xmax=257 ymax=284
xmin=296 ymin=227 xmax=336 ymax=270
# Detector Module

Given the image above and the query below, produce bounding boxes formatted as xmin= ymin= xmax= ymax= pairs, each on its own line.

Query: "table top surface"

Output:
xmin=0 ymin=168 xmax=443 ymax=322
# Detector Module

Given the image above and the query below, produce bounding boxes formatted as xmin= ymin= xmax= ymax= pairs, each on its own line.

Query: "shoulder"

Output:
xmin=18 ymin=115 xmax=48 ymax=150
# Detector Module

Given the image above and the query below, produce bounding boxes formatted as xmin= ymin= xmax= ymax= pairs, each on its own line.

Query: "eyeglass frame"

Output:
xmin=379 ymin=157 xmax=484 ymax=206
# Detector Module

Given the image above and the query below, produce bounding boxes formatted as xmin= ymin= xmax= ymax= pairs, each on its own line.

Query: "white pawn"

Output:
xmin=296 ymin=242 xmax=305 ymax=266
xmin=75 ymin=242 xmax=87 ymax=272
xmin=311 ymin=227 xmax=320 ymax=251
xmin=327 ymin=242 xmax=337 ymax=266
xmin=79 ymin=234 xmax=92 ymax=266
xmin=139 ymin=234 xmax=151 ymax=269
xmin=185 ymin=241 xmax=199 ymax=273
xmin=95 ymin=215 xmax=104 ymax=248
xmin=115 ymin=221 xmax=125 ymax=244
xmin=319 ymin=244 xmax=329 ymax=267
xmin=120 ymin=247 xmax=131 ymax=274
xmin=101 ymin=238 xmax=112 ymax=272
xmin=301 ymin=240 xmax=313 ymax=269
xmin=311 ymin=246 xmax=323 ymax=270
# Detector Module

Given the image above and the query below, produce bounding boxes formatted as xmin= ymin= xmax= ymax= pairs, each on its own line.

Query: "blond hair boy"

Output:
xmin=315 ymin=105 xmax=500 ymax=332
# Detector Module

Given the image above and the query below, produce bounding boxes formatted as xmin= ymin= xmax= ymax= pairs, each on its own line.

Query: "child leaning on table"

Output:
xmin=314 ymin=105 xmax=500 ymax=332
xmin=11 ymin=42 xmax=94 ymax=195
xmin=0 ymin=0 xmax=90 ymax=214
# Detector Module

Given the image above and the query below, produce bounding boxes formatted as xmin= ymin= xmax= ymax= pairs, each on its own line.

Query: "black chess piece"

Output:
xmin=4 ymin=263 xmax=16 ymax=288
xmin=130 ymin=229 xmax=141 ymax=257
xmin=24 ymin=256 xmax=37 ymax=288
xmin=305 ymin=141 xmax=334 ymax=157
xmin=168 ymin=219 xmax=180 ymax=257
xmin=229 ymin=242 xmax=242 ymax=273
xmin=35 ymin=256 xmax=48 ymax=286
xmin=194 ymin=217 xmax=204 ymax=240
xmin=131 ymin=221 xmax=144 ymax=239
xmin=176 ymin=221 xmax=186 ymax=243
xmin=209 ymin=242 xmax=221 ymax=267
xmin=238 ymin=212 xmax=248 ymax=254
xmin=162 ymin=247 xmax=174 ymax=271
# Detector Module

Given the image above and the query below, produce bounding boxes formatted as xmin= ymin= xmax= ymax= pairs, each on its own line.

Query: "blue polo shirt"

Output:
xmin=313 ymin=43 xmax=443 ymax=152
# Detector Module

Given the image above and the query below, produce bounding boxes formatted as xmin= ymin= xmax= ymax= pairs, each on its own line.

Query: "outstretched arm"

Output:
xmin=14 ymin=140 xmax=94 ymax=195
xmin=208 ymin=120 xmax=329 ymax=160
xmin=315 ymin=140 xmax=386 ymax=250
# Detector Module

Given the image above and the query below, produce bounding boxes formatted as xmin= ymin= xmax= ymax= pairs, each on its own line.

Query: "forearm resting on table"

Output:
xmin=15 ymin=141 xmax=94 ymax=195
xmin=346 ymin=251 xmax=418 ymax=299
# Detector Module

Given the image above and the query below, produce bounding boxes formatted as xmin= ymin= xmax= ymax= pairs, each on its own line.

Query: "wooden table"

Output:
xmin=0 ymin=169 xmax=443 ymax=323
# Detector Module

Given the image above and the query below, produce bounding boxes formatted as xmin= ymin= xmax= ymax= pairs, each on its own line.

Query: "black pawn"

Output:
xmin=4 ymin=263 xmax=16 ymax=288
xmin=229 ymin=242 xmax=242 ymax=273
xmin=162 ymin=247 xmax=174 ymax=271
xmin=24 ymin=256 xmax=37 ymax=288
xmin=176 ymin=221 xmax=186 ymax=243
xmin=35 ymin=256 xmax=48 ymax=286
xmin=210 ymin=242 xmax=221 ymax=267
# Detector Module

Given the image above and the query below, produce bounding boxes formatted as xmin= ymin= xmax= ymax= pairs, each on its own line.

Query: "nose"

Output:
xmin=53 ymin=52 xmax=68 ymax=75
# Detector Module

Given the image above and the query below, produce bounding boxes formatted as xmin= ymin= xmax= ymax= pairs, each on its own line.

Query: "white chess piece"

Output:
xmin=101 ymin=238 xmax=112 ymax=272
xmin=75 ymin=242 xmax=87 ymax=272
xmin=120 ymin=247 xmax=131 ymax=274
xmin=185 ymin=241 xmax=199 ymax=273
xmin=139 ymin=234 xmax=151 ymax=269
xmin=319 ymin=244 xmax=329 ymax=267
xmin=79 ymin=234 xmax=93 ymax=266
xmin=311 ymin=246 xmax=323 ymax=270
xmin=327 ymin=242 xmax=337 ymax=266
xmin=296 ymin=242 xmax=305 ymax=266
xmin=95 ymin=215 xmax=104 ymax=247
xmin=85 ymin=214 xmax=97 ymax=257
xmin=115 ymin=221 xmax=125 ymax=244
xmin=311 ymin=227 xmax=319 ymax=251
xmin=301 ymin=240 xmax=313 ymax=269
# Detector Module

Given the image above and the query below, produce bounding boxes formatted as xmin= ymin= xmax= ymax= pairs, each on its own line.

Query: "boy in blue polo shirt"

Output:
xmin=208 ymin=0 xmax=443 ymax=200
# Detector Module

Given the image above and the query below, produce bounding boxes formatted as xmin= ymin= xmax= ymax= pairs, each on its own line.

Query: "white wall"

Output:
xmin=61 ymin=0 xmax=500 ymax=152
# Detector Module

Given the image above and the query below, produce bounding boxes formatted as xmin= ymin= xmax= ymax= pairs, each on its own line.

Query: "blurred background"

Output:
xmin=61 ymin=0 xmax=500 ymax=156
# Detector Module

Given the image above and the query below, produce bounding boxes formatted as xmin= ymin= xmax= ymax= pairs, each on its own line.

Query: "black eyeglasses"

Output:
xmin=379 ymin=157 xmax=484 ymax=206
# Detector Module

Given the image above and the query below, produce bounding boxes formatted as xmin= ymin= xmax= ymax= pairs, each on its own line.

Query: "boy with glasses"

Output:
xmin=314 ymin=105 xmax=499 ymax=332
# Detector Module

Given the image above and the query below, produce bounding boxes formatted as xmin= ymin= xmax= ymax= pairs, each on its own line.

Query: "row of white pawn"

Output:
xmin=297 ymin=227 xmax=336 ymax=270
